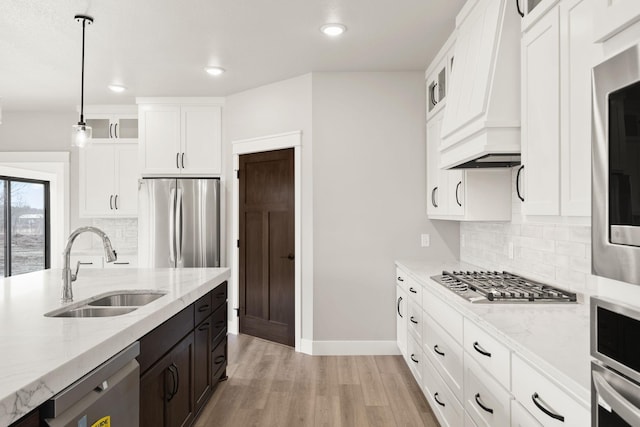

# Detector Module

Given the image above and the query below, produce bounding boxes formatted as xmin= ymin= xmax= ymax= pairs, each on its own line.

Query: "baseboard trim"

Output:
xmin=310 ymin=340 xmax=401 ymax=356
xmin=299 ymin=338 xmax=313 ymax=355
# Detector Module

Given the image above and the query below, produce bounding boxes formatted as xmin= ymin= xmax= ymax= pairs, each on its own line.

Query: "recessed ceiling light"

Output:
xmin=205 ymin=67 xmax=226 ymax=76
xmin=108 ymin=84 xmax=126 ymax=93
xmin=320 ymin=23 xmax=347 ymax=37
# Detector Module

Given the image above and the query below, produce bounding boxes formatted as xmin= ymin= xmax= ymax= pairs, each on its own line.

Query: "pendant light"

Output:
xmin=71 ymin=14 xmax=94 ymax=148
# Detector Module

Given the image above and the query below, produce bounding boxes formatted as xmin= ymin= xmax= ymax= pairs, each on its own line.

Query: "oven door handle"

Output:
xmin=593 ymin=370 xmax=640 ymax=426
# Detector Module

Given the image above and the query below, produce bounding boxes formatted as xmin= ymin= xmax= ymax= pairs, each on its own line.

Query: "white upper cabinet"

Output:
xmin=137 ymin=98 xmax=224 ymax=176
xmin=522 ymin=6 xmax=561 ymax=216
xmin=439 ymin=0 xmax=521 ymax=169
xmin=427 ymin=114 xmax=449 ymax=216
xmin=593 ymin=0 xmax=640 ymax=42
xmin=79 ymin=142 xmax=138 ymax=217
xmin=84 ymin=105 xmax=138 ymax=142
xmin=521 ymin=0 xmax=600 ymax=216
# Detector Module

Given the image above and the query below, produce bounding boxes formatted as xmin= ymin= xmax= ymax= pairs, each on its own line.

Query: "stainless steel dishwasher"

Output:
xmin=41 ymin=342 xmax=140 ymax=427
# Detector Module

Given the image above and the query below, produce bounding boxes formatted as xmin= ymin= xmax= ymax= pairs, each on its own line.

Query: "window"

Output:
xmin=0 ymin=177 xmax=50 ymax=276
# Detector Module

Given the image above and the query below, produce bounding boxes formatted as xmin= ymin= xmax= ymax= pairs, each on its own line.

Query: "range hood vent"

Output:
xmin=439 ymin=0 xmax=521 ymax=170
xmin=450 ymin=153 xmax=521 ymax=169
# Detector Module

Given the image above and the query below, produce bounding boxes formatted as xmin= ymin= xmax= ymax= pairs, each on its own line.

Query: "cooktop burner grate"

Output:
xmin=430 ymin=271 xmax=577 ymax=303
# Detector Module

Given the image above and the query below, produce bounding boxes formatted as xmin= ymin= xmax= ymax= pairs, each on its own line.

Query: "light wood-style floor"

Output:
xmin=194 ymin=334 xmax=440 ymax=427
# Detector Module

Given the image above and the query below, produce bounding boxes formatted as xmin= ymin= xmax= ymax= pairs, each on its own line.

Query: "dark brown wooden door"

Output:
xmin=239 ymin=148 xmax=295 ymax=346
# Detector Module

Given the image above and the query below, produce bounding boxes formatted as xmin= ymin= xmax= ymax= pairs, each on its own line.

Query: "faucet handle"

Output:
xmin=72 ymin=261 xmax=81 ymax=282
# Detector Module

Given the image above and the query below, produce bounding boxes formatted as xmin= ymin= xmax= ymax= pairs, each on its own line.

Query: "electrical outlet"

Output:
xmin=508 ymin=241 xmax=514 ymax=259
xmin=421 ymin=234 xmax=430 ymax=247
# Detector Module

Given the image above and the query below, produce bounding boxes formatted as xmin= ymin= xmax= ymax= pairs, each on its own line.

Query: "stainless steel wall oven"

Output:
xmin=591 ymin=297 xmax=640 ymax=426
xmin=593 ymin=44 xmax=640 ymax=285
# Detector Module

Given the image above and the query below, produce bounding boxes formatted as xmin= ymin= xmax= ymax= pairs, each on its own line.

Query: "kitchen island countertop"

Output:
xmin=396 ymin=258 xmax=590 ymax=406
xmin=0 ymin=267 xmax=230 ymax=426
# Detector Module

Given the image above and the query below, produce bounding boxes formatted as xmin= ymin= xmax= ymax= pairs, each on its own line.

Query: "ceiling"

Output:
xmin=0 ymin=0 xmax=465 ymax=111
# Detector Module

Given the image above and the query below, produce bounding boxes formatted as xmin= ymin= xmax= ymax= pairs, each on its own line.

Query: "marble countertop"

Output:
xmin=0 ymin=267 xmax=230 ymax=426
xmin=396 ymin=259 xmax=590 ymax=406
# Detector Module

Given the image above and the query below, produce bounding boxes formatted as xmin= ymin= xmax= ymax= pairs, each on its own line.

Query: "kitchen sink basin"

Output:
xmin=48 ymin=306 xmax=137 ymax=318
xmin=88 ymin=291 xmax=166 ymax=307
xmin=45 ymin=290 xmax=167 ymax=318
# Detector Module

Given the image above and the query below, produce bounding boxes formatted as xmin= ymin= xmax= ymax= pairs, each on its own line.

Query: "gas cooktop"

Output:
xmin=430 ymin=271 xmax=577 ymax=303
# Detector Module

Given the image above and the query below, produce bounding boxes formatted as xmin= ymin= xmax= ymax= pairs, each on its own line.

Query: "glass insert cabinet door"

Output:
xmin=85 ymin=116 xmax=138 ymax=140
xmin=0 ymin=177 xmax=50 ymax=277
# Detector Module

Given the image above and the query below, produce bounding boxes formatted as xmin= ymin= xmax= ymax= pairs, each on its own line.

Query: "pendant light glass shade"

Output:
xmin=72 ymin=123 xmax=92 ymax=147
xmin=72 ymin=14 xmax=94 ymax=148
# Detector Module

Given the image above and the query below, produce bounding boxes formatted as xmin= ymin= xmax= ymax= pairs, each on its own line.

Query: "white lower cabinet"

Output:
xmin=423 ymin=311 xmax=464 ymax=402
xmin=512 ymin=355 xmax=589 ymax=426
xmin=422 ymin=355 xmax=465 ymax=427
xmin=407 ymin=335 xmax=423 ymax=383
xmin=395 ymin=265 xmax=589 ymax=427
xmin=464 ymin=353 xmax=512 ymax=427
xmin=511 ymin=400 xmax=542 ymax=427
xmin=396 ymin=285 xmax=408 ymax=358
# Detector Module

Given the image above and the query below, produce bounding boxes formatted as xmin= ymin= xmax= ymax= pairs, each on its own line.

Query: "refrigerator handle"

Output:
xmin=176 ymin=188 xmax=183 ymax=264
xmin=169 ymin=188 xmax=176 ymax=264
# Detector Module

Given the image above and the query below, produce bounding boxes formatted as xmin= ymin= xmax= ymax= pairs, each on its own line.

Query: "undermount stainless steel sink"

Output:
xmin=88 ymin=291 xmax=166 ymax=307
xmin=45 ymin=290 xmax=167 ymax=318
xmin=50 ymin=307 xmax=138 ymax=318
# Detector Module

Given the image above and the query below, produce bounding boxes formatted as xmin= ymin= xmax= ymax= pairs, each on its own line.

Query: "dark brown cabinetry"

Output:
xmin=139 ymin=281 xmax=227 ymax=427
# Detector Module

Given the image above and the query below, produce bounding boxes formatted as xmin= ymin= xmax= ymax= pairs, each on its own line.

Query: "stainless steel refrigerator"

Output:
xmin=138 ymin=178 xmax=220 ymax=268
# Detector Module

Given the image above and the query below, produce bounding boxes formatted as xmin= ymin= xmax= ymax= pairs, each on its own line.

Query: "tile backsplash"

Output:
xmin=459 ymin=168 xmax=596 ymax=295
xmin=90 ymin=218 xmax=138 ymax=253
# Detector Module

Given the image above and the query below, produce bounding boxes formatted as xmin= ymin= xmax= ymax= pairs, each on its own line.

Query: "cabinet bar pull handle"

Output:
xmin=397 ymin=276 xmax=404 ymax=282
xmin=455 ymin=181 xmax=462 ymax=206
xmin=434 ymin=392 xmax=445 ymax=407
xmin=434 ymin=345 xmax=445 ymax=357
xmin=78 ymin=262 xmax=93 ymax=265
xmin=215 ymin=320 xmax=226 ymax=328
xmin=214 ymin=355 xmax=225 ymax=364
xmin=113 ymin=262 xmax=129 ymax=265
xmin=114 ymin=123 xmax=118 ymax=138
xmin=410 ymin=354 xmax=419 ymax=364
xmin=532 ymin=393 xmax=565 ymax=422
xmin=181 ymin=153 xmax=185 ymax=169
xmin=176 ymin=153 xmax=180 ymax=169
xmin=109 ymin=123 xmax=113 ymax=139
xmin=397 ymin=297 xmax=403 ymax=318
xmin=172 ymin=362 xmax=179 ymax=396
xmin=409 ymin=287 xmax=417 ymax=294
xmin=109 ymin=195 xmax=113 ymax=210
xmin=432 ymin=83 xmax=438 ymax=105
xmin=516 ymin=0 xmax=525 ymax=17
xmin=198 ymin=322 xmax=210 ymax=331
xmin=473 ymin=341 xmax=492 ymax=357
xmin=516 ymin=165 xmax=525 ymax=202
xmin=475 ymin=393 xmax=494 ymax=414
xmin=198 ymin=304 xmax=210 ymax=312
xmin=114 ymin=195 xmax=118 ymax=210
xmin=431 ymin=186 xmax=439 ymax=208
xmin=410 ymin=316 xmax=418 ymax=324
xmin=166 ymin=364 xmax=177 ymax=401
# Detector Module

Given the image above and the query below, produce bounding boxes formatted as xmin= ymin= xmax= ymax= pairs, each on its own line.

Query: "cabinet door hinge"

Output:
xmin=237 ymin=239 xmax=240 ymax=248
xmin=236 ymin=170 xmax=240 ymax=179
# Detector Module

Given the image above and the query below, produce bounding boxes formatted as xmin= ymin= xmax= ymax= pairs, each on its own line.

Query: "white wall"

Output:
xmin=223 ymin=74 xmax=314 ymax=341
xmin=311 ymin=72 xmax=459 ymax=343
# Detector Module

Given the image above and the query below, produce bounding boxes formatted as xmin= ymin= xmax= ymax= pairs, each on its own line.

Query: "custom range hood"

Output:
xmin=439 ymin=0 xmax=521 ymax=170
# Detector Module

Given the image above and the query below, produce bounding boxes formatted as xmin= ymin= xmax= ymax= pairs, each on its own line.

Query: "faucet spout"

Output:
xmin=61 ymin=226 xmax=118 ymax=303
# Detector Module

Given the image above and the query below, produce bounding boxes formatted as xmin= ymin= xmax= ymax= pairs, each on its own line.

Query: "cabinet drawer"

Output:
xmin=464 ymin=353 xmax=511 ymax=427
xmin=511 ymin=400 xmax=542 ymax=427
xmin=463 ymin=318 xmax=510 ymax=389
xmin=423 ymin=288 xmax=463 ymax=344
xmin=407 ymin=335 xmax=423 ymax=384
xmin=396 ymin=267 xmax=409 ymax=292
xmin=423 ymin=312 xmax=463 ymax=402
xmin=422 ymin=356 xmax=464 ymax=427
xmin=211 ymin=304 xmax=227 ymax=347
xmin=406 ymin=277 xmax=422 ymax=306
xmin=211 ymin=281 xmax=227 ymax=312
xmin=407 ymin=300 xmax=423 ymax=342
xmin=211 ymin=338 xmax=227 ymax=381
xmin=70 ymin=255 xmax=103 ymax=269
xmin=194 ymin=292 xmax=212 ymax=326
xmin=465 ymin=412 xmax=479 ymax=427
xmin=512 ymin=355 xmax=589 ymax=427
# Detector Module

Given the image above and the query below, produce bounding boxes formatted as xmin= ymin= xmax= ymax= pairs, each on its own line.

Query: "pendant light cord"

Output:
xmin=79 ymin=18 xmax=86 ymax=124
